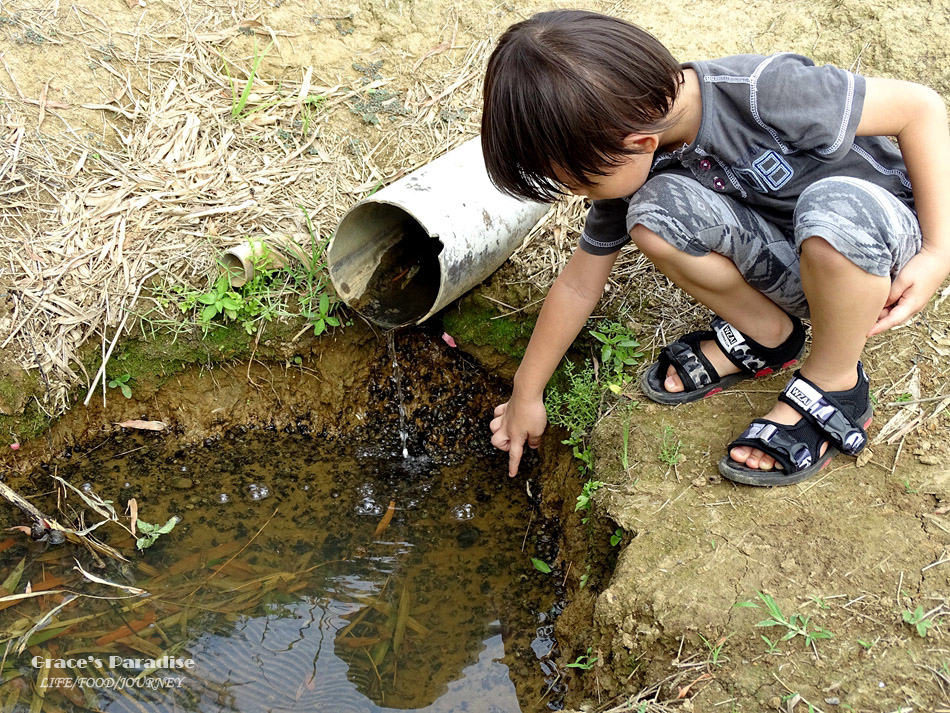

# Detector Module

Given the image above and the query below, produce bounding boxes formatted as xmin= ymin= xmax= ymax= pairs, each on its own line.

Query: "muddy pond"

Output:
xmin=0 ymin=329 xmax=571 ymax=713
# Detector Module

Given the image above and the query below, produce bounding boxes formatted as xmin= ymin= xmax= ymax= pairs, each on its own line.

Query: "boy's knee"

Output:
xmin=799 ymin=235 xmax=848 ymax=263
xmin=629 ymin=224 xmax=684 ymax=262
xmin=794 ymin=177 xmax=921 ymax=278
xmin=626 ymin=175 xmax=723 ymax=258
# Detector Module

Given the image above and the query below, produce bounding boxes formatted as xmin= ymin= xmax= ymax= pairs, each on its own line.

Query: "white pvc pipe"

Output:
xmin=327 ymin=137 xmax=550 ymax=328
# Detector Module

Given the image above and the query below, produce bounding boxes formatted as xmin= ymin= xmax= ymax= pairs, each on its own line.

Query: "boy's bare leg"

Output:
xmin=631 ymin=225 xmax=796 ymax=392
xmin=729 ymin=236 xmax=890 ymax=469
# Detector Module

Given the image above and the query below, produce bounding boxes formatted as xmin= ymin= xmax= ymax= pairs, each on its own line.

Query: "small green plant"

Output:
xmin=579 ymin=565 xmax=590 ymax=589
xmin=857 ymin=639 xmax=873 ymax=650
xmin=136 ymin=516 xmax=180 ymax=550
xmin=306 ymin=292 xmax=340 ymax=336
xmin=566 ymin=647 xmax=598 ymax=670
xmin=300 ymin=93 xmax=327 ymax=136
xmin=193 ymin=273 xmax=246 ymax=327
xmin=546 ymin=361 xmax=602 ymax=476
xmin=610 ymin=528 xmax=623 ymax=547
xmin=172 ymin=244 xmax=291 ymax=335
xmin=659 ymin=425 xmax=683 ymax=466
xmin=108 ymin=373 xmax=133 ymax=399
xmin=735 ymin=591 xmax=833 ymax=651
xmin=699 ymin=633 xmax=732 ymax=667
xmin=225 ymin=40 xmax=276 ymax=120
xmin=589 ymin=321 xmax=643 ymax=392
xmin=545 ymin=360 xmax=602 ymax=437
xmin=903 ymin=478 xmax=917 ymax=494
xmin=531 ymin=558 xmax=552 ymax=574
xmin=621 ymin=412 xmax=631 ymax=470
xmin=809 ymin=594 xmax=830 ymax=610
xmin=575 ymin=479 xmax=604 ymax=524
xmin=902 ymin=605 xmax=934 ymax=637
xmin=568 ymin=440 xmax=594 ymax=475
xmin=295 ymin=206 xmax=343 ymax=335
xmin=761 ymin=635 xmax=780 ymax=654
xmin=894 ymin=392 xmax=913 ymax=403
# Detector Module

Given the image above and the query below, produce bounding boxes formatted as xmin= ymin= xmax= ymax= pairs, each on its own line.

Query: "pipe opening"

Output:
xmin=330 ymin=202 xmax=443 ymax=328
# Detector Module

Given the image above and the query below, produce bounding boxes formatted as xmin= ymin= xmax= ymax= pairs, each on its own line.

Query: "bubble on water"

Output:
xmin=216 ymin=493 xmax=230 ymax=504
xmin=81 ymin=482 xmax=94 ymax=494
xmin=245 ymin=483 xmax=271 ymax=501
xmin=180 ymin=465 xmax=188 ymax=472
xmin=451 ymin=503 xmax=474 ymax=521
xmin=303 ymin=485 xmax=311 ymax=492
xmin=356 ymin=497 xmax=383 ymax=516
xmin=123 ymin=482 xmax=132 ymax=489
xmin=357 ymin=483 xmax=374 ymax=498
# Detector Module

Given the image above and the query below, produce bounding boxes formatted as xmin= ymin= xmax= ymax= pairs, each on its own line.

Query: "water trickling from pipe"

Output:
xmin=386 ymin=330 xmax=409 ymax=458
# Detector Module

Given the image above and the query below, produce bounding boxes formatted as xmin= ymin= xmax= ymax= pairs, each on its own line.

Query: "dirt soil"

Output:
xmin=1 ymin=0 xmax=950 ymax=711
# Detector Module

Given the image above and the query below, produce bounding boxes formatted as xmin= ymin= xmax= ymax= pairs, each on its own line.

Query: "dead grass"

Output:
xmin=0 ymin=0 xmax=492 ymax=415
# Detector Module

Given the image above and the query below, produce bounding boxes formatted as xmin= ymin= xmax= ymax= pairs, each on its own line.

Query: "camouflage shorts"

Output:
xmin=626 ymin=174 xmax=922 ymax=318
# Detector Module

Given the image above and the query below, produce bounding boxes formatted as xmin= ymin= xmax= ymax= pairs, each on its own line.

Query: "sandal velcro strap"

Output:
xmin=779 ymin=375 xmax=868 ymax=455
xmin=711 ymin=317 xmax=769 ymax=374
xmin=658 ymin=331 xmax=718 ymax=391
xmin=711 ymin=316 xmax=805 ymax=376
xmin=730 ymin=420 xmax=814 ymax=472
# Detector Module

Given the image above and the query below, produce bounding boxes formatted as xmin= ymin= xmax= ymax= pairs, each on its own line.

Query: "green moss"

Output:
xmin=0 ymin=374 xmax=26 ymax=408
xmin=0 ymin=397 xmax=52 ymax=442
xmin=107 ymin=326 xmax=252 ymax=384
xmin=443 ymin=297 xmax=535 ymax=360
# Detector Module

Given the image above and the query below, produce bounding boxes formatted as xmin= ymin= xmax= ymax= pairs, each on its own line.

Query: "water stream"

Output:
xmin=387 ymin=329 xmax=410 ymax=458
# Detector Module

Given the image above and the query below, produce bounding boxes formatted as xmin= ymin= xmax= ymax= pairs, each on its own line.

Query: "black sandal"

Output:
xmin=718 ymin=363 xmax=873 ymax=486
xmin=639 ymin=315 xmax=806 ymax=404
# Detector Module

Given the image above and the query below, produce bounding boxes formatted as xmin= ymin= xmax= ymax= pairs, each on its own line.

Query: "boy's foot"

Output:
xmin=719 ymin=364 xmax=872 ymax=484
xmin=728 ymin=368 xmax=862 ymax=469
xmin=640 ymin=315 xmax=806 ymax=405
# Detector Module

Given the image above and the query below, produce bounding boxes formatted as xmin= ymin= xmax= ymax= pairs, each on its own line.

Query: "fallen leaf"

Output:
xmin=442 ymin=332 xmax=457 ymax=348
xmin=374 ymin=500 xmax=396 ymax=537
xmin=116 ymin=420 xmax=166 ymax=431
xmin=676 ymin=672 xmax=711 ymax=699
xmin=856 ymin=448 xmax=873 ymax=468
xmin=127 ymin=498 xmax=139 ymax=535
xmin=95 ymin=611 xmax=157 ymax=646
xmin=74 ymin=560 xmax=147 ymax=595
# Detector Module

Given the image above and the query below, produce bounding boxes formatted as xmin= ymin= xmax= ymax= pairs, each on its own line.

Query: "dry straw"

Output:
xmin=0 ymin=0 xmax=503 ymax=415
xmin=0 ymin=0 xmax=695 ymax=421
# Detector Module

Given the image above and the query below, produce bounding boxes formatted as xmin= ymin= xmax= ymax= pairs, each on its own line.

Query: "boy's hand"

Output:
xmin=489 ymin=395 xmax=548 ymax=478
xmin=869 ymin=250 xmax=950 ymax=335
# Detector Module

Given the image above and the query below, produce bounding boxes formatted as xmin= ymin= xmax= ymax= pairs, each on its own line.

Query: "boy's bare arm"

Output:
xmin=857 ymin=77 xmax=950 ymax=334
xmin=490 ymin=247 xmax=620 ymax=477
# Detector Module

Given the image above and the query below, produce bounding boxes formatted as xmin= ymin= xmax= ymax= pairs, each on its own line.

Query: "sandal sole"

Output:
xmin=718 ymin=409 xmax=873 ymax=487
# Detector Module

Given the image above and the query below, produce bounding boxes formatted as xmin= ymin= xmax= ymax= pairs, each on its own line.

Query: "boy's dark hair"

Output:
xmin=482 ymin=10 xmax=683 ymax=202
